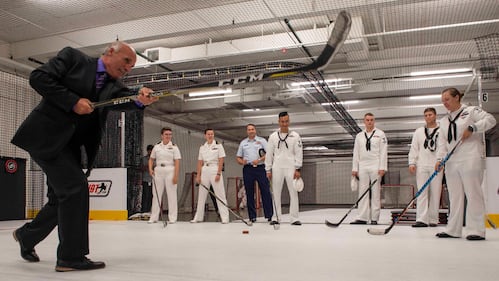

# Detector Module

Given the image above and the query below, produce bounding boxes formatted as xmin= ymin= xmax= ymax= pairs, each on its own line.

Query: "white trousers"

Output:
xmin=444 ymin=157 xmax=486 ymax=237
xmin=271 ymin=167 xmax=299 ymax=223
xmin=356 ymin=167 xmax=380 ymax=222
xmin=415 ymin=166 xmax=443 ymax=224
xmin=150 ymin=166 xmax=177 ymax=223
xmin=192 ymin=167 xmax=229 ymax=223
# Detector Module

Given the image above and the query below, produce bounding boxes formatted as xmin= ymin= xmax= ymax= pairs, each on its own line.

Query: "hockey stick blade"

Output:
xmin=486 ymin=216 xmax=497 ymax=229
xmin=325 ymin=179 xmax=378 ymax=228
xmin=367 ymin=140 xmax=462 ymax=236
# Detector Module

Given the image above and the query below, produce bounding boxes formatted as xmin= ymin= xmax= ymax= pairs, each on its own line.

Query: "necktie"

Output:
xmin=447 ymin=109 xmax=464 ymax=143
xmin=277 ymin=132 xmax=289 ymax=149
xmin=424 ymin=127 xmax=439 ymax=151
xmin=365 ymin=130 xmax=376 ymax=151
xmin=96 ymin=72 xmax=107 ymax=91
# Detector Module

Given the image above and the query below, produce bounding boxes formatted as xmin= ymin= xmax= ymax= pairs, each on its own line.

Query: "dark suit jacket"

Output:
xmin=11 ymin=47 xmax=142 ymax=170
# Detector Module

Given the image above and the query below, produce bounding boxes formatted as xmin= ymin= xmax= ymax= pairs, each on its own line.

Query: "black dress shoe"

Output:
xmin=291 ymin=221 xmax=302 ymax=226
xmin=13 ymin=229 xmax=40 ymax=262
xmin=55 ymin=257 xmax=106 ymax=272
xmin=412 ymin=221 xmax=429 ymax=228
xmin=269 ymin=220 xmax=279 ymax=225
xmin=250 ymin=218 xmax=256 ymax=223
xmin=429 ymin=223 xmax=438 ymax=227
xmin=350 ymin=220 xmax=367 ymax=225
xmin=436 ymin=232 xmax=458 ymax=238
xmin=370 ymin=221 xmax=378 ymax=225
xmin=466 ymin=235 xmax=485 ymax=241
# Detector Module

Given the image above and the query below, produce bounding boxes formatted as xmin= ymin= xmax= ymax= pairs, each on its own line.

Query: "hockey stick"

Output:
xmin=367 ymin=140 xmax=463 ymax=235
xmin=91 ymin=11 xmax=352 ymax=109
xmin=258 ymin=148 xmax=280 ymax=230
xmin=325 ymin=178 xmax=378 ymax=227
xmin=151 ymin=175 xmax=167 ymax=228
xmin=197 ymin=183 xmax=253 ymax=226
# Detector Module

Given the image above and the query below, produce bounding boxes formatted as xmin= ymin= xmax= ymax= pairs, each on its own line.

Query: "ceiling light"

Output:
xmin=409 ymin=95 xmax=441 ymax=100
xmin=304 ymin=146 xmax=329 ymax=151
xmin=321 ymin=100 xmax=359 ymax=105
xmin=189 ymin=88 xmax=232 ymax=97
xmin=242 ymin=108 xmax=260 ymax=112
xmin=403 ymin=73 xmax=472 ymax=81
xmin=410 ymin=68 xmax=471 ymax=76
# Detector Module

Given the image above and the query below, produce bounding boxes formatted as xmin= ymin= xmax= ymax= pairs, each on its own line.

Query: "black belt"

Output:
xmin=246 ymin=164 xmax=264 ymax=167
xmin=160 ymin=163 xmax=167 ymax=167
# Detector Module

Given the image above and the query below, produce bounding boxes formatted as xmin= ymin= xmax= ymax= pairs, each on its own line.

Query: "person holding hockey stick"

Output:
xmin=434 ymin=87 xmax=496 ymax=240
xmin=140 ymin=144 xmax=154 ymax=218
xmin=408 ymin=107 xmax=442 ymax=227
xmin=148 ymin=127 xmax=181 ymax=224
xmin=350 ymin=113 xmax=388 ymax=225
xmin=236 ymin=124 xmax=273 ymax=223
xmin=11 ymin=41 xmax=158 ymax=272
xmin=191 ymin=129 xmax=230 ymax=224
xmin=265 ymin=112 xmax=303 ymax=226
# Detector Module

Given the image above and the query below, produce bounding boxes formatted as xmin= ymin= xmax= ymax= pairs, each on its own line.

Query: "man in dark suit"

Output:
xmin=11 ymin=41 xmax=158 ymax=272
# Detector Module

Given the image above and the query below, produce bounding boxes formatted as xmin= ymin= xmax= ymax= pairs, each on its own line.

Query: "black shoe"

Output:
xmin=269 ymin=220 xmax=279 ymax=225
xmin=291 ymin=221 xmax=302 ymax=226
xmin=429 ymin=223 xmax=438 ymax=227
xmin=466 ymin=235 xmax=485 ymax=241
xmin=350 ymin=220 xmax=367 ymax=225
xmin=371 ymin=221 xmax=378 ymax=225
xmin=250 ymin=218 xmax=256 ymax=223
xmin=412 ymin=222 xmax=428 ymax=228
xmin=435 ymin=232 xmax=459 ymax=238
xmin=266 ymin=217 xmax=272 ymax=222
xmin=13 ymin=229 xmax=40 ymax=262
xmin=55 ymin=257 xmax=106 ymax=272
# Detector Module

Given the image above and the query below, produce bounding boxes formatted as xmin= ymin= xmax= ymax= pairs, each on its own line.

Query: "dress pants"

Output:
xmin=192 ymin=166 xmax=229 ymax=223
xmin=356 ymin=166 xmax=380 ymax=222
xmin=141 ymin=181 xmax=152 ymax=213
xmin=444 ymin=157 xmax=486 ymax=237
xmin=19 ymin=146 xmax=89 ymax=261
xmin=150 ymin=166 xmax=177 ymax=222
xmin=242 ymin=165 xmax=273 ymax=220
xmin=415 ymin=166 xmax=443 ymax=224
xmin=271 ymin=167 xmax=299 ymax=223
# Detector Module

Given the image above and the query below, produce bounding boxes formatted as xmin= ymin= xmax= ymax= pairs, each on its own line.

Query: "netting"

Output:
xmin=474 ymin=33 xmax=499 ymax=80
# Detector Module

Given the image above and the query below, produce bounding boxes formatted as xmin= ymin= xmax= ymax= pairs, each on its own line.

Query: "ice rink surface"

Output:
xmin=1 ymin=209 xmax=498 ymax=281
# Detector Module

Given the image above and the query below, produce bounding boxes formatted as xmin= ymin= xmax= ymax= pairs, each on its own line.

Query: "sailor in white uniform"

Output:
xmin=435 ymin=87 xmax=496 ymax=240
xmin=408 ymin=107 xmax=442 ymax=227
xmin=351 ymin=113 xmax=388 ymax=225
xmin=265 ymin=112 xmax=303 ymax=225
xmin=148 ymin=127 xmax=181 ymax=223
xmin=191 ymin=129 xmax=230 ymax=223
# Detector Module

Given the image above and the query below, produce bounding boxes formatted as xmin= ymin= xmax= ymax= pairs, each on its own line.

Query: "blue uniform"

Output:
xmin=237 ymin=136 xmax=273 ymax=220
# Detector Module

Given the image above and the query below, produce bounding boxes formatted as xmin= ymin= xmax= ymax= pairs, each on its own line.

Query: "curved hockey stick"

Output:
xmin=197 ymin=183 xmax=253 ymax=226
xmin=325 ymin=178 xmax=378 ymax=227
xmin=368 ymin=140 xmax=462 ymax=235
xmin=91 ymin=11 xmax=352 ymax=109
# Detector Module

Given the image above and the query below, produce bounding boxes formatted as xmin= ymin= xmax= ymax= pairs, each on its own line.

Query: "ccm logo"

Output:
xmin=218 ymin=73 xmax=264 ymax=87
xmin=88 ymin=180 xmax=112 ymax=197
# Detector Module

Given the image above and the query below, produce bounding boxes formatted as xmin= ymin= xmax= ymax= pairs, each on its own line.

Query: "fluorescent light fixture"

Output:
xmin=410 ymin=68 xmax=471 ymax=76
xmin=186 ymin=93 xmax=239 ymax=101
xmin=290 ymin=79 xmax=350 ymax=87
xmin=189 ymin=88 xmax=232 ymax=97
xmin=409 ymin=95 xmax=441 ymax=100
xmin=403 ymin=73 xmax=472 ymax=81
xmin=304 ymin=146 xmax=328 ymax=151
xmin=242 ymin=108 xmax=260 ymax=112
xmin=321 ymin=100 xmax=359 ymax=105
